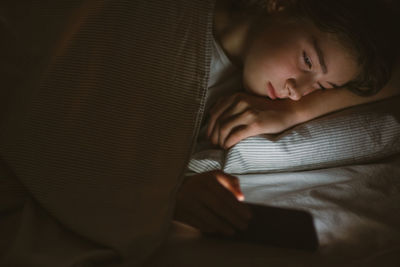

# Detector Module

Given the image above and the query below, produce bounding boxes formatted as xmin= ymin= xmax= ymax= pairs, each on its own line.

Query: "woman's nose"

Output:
xmin=285 ymin=76 xmax=316 ymax=101
xmin=285 ymin=78 xmax=302 ymax=101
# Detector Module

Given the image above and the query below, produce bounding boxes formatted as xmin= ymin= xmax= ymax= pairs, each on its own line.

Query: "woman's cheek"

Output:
xmin=242 ymin=62 xmax=260 ymax=91
xmin=242 ymin=69 xmax=260 ymax=95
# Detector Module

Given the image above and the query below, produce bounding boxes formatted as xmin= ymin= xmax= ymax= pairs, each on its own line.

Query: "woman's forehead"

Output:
xmin=287 ymin=20 xmax=360 ymax=85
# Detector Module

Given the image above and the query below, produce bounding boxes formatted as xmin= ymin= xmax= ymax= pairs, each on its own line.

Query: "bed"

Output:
xmin=1 ymin=1 xmax=399 ymax=266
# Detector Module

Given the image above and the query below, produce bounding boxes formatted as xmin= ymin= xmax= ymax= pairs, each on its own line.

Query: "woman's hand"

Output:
xmin=174 ymin=170 xmax=252 ymax=236
xmin=207 ymin=92 xmax=297 ymax=149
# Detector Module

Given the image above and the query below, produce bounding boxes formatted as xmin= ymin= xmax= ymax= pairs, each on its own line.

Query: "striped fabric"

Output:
xmin=1 ymin=1 xmax=214 ymax=266
xmin=188 ymin=97 xmax=400 ymax=174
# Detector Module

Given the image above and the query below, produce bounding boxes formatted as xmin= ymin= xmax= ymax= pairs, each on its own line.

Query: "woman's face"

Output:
xmin=242 ymin=14 xmax=360 ymax=100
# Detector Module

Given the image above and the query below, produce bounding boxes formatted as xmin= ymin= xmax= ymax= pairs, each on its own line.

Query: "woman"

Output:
xmin=174 ymin=0 xmax=399 ymax=236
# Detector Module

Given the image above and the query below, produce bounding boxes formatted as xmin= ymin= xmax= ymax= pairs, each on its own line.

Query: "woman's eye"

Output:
xmin=303 ymin=51 xmax=312 ymax=69
xmin=318 ymin=82 xmax=326 ymax=91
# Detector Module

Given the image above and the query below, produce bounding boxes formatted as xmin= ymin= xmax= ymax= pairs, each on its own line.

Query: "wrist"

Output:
xmin=279 ymin=99 xmax=308 ymax=129
xmin=280 ymin=90 xmax=334 ymax=127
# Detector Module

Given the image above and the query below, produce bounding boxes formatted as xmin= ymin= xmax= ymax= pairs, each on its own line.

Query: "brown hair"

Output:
xmin=231 ymin=0 xmax=399 ymax=96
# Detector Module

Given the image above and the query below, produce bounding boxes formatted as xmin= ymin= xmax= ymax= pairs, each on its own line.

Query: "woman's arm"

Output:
xmin=290 ymin=62 xmax=400 ymax=126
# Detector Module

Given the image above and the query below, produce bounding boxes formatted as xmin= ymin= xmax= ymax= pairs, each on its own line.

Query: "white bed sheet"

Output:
xmin=147 ymin=155 xmax=400 ymax=267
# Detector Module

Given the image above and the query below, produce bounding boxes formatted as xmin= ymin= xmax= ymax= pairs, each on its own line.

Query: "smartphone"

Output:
xmin=206 ymin=203 xmax=319 ymax=251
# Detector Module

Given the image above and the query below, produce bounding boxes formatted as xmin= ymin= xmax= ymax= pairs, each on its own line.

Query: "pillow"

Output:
xmin=188 ymin=97 xmax=400 ymax=174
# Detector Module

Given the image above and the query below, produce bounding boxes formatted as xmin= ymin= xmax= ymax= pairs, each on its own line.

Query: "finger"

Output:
xmin=216 ymin=101 xmax=250 ymax=148
xmin=207 ymin=95 xmax=237 ymax=138
xmin=208 ymin=94 xmax=250 ymax=140
xmin=210 ymin=121 xmax=220 ymax=146
xmin=207 ymin=180 xmax=252 ymax=227
xmin=200 ymin=185 xmax=249 ymax=231
xmin=207 ymin=97 xmax=231 ymax=138
xmin=215 ymin=174 xmax=245 ymax=201
xmin=218 ymin=111 xmax=254 ymax=149
xmin=209 ymin=173 xmax=252 ymax=220
xmin=224 ymin=124 xmax=259 ymax=149
xmin=218 ymin=98 xmax=250 ymax=123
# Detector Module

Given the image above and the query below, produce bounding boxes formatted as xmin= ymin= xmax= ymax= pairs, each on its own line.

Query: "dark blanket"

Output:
xmin=0 ymin=1 xmax=214 ymax=266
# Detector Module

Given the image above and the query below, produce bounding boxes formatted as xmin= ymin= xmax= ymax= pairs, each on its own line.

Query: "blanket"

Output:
xmin=0 ymin=1 xmax=214 ymax=266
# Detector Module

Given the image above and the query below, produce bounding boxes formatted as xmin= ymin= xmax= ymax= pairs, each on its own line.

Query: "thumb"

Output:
xmin=216 ymin=173 xmax=245 ymax=201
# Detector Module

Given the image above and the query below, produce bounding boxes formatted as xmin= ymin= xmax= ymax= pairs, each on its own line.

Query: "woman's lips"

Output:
xmin=267 ymin=82 xmax=278 ymax=100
